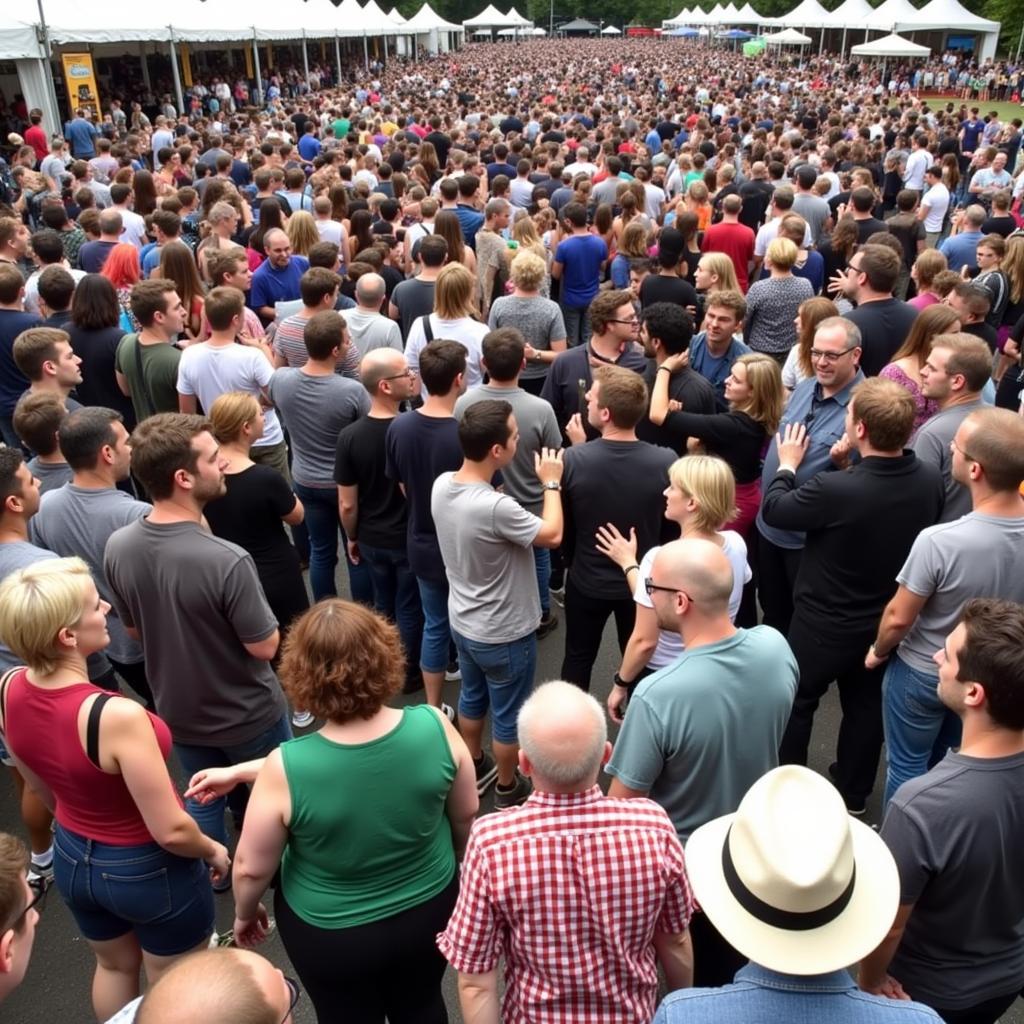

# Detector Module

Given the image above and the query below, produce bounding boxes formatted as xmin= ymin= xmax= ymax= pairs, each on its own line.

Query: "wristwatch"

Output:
xmin=613 ymin=672 xmax=636 ymax=689
xmin=543 ymin=481 xmax=561 ymax=491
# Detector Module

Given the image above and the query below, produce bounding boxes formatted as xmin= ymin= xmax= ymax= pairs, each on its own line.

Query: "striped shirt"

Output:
xmin=437 ymin=786 xmax=693 ymax=1024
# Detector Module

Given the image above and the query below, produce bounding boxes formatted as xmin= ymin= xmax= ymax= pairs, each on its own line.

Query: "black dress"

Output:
xmin=204 ymin=464 xmax=309 ymax=629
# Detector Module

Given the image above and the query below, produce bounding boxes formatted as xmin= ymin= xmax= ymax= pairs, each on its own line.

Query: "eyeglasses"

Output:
xmin=10 ymin=877 xmax=48 ymax=931
xmin=280 ymin=977 xmax=301 ymax=1024
xmin=609 ymin=317 xmax=640 ymax=325
xmin=846 ymin=262 xmax=863 ymax=274
xmin=809 ymin=346 xmax=857 ymax=364
xmin=644 ymin=577 xmax=696 ymax=603
xmin=381 ymin=369 xmax=418 ymax=381
xmin=950 ymin=439 xmax=980 ymax=464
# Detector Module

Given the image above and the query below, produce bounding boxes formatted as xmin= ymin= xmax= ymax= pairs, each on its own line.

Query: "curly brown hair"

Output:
xmin=278 ymin=600 xmax=405 ymax=722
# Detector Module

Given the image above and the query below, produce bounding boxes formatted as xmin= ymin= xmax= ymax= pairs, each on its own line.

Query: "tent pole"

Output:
xmin=35 ymin=0 xmax=62 ymax=125
xmin=169 ymin=32 xmax=184 ymax=118
xmin=363 ymin=33 xmax=369 ymax=71
xmin=1017 ymin=21 xmax=1024 ymax=62
xmin=840 ymin=26 xmax=846 ymax=59
xmin=302 ymin=31 xmax=310 ymax=88
xmin=334 ymin=33 xmax=342 ymax=84
xmin=252 ymin=34 xmax=263 ymax=107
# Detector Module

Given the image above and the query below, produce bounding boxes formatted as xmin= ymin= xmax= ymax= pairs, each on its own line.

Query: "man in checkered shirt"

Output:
xmin=437 ymin=681 xmax=694 ymax=1023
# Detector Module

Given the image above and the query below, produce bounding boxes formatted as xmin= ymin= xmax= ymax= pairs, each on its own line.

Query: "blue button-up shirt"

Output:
xmin=757 ymin=370 xmax=863 ymax=550
xmin=653 ymin=963 xmax=943 ymax=1024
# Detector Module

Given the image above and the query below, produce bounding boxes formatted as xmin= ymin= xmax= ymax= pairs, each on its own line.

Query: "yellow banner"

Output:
xmin=180 ymin=44 xmax=192 ymax=88
xmin=61 ymin=52 xmax=100 ymax=119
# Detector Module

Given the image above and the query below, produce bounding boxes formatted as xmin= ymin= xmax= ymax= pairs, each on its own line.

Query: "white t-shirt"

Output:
xmin=404 ymin=315 xmax=488 ymax=399
xmin=921 ymin=182 xmax=950 ymax=232
xmin=633 ymin=531 xmax=751 ymax=670
xmin=117 ymin=208 xmax=148 ymax=250
xmin=175 ymin=342 xmax=284 ymax=446
xmin=315 ymin=219 xmax=344 ymax=246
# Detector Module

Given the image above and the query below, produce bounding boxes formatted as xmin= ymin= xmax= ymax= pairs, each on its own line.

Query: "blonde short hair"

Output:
xmin=433 ymin=262 xmax=476 ymax=320
xmin=509 ymin=249 xmax=546 ymax=291
xmin=0 ymin=557 xmax=93 ymax=675
xmin=668 ymin=455 xmax=737 ymax=533
xmin=766 ymin=236 xmax=798 ymax=271
xmin=209 ymin=391 xmax=260 ymax=445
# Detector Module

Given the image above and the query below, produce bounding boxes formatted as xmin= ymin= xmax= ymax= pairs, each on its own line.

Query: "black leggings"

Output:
xmin=275 ymin=873 xmax=458 ymax=1024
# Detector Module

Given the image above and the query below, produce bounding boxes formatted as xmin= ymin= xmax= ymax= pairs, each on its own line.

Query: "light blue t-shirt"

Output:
xmin=606 ymin=626 xmax=798 ymax=841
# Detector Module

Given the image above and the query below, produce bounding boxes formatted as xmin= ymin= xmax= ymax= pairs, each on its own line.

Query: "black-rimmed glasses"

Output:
xmin=281 ymin=977 xmax=301 ymax=1024
xmin=11 ymin=876 xmax=48 ymax=930
xmin=381 ymin=369 xmax=418 ymax=381
xmin=809 ymin=346 xmax=857 ymax=364
xmin=644 ymin=577 xmax=696 ymax=603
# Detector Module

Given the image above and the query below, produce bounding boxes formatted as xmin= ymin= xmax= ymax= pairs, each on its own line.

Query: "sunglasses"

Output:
xmin=11 ymin=876 xmax=49 ymax=931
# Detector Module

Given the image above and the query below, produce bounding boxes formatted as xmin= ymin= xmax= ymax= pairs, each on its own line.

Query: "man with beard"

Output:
xmin=105 ymin=414 xmax=288 ymax=853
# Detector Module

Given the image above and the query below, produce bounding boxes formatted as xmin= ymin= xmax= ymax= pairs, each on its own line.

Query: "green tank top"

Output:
xmin=280 ymin=705 xmax=457 ymax=928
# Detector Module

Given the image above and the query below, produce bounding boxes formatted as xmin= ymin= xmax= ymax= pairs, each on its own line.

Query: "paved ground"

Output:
xmin=2 ymin=582 xmax=1021 ymax=1023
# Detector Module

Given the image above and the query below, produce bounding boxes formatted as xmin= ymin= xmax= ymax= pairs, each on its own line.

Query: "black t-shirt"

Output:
xmin=846 ymin=298 xmax=919 ymax=376
xmin=65 ymin=324 xmax=137 ymax=428
xmin=854 ymin=217 xmax=889 ymax=244
xmin=982 ymin=215 xmax=1017 ymax=238
xmin=961 ymin=319 xmax=999 ymax=353
xmin=390 ymin=278 xmax=436 ymax=340
xmin=335 ymin=414 xmax=408 ymax=550
xmin=639 ymin=274 xmax=698 ymax=312
xmin=203 ymin=464 xmax=307 ymax=626
xmin=379 ymin=265 xmax=404 ymax=302
xmin=424 ymin=131 xmax=451 ymax=167
xmin=738 ymin=179 xmax=774 ymax=232
xmin=636 ymin=364 xmax=718 ymax=452
xmin=500 ymin=117 xmax=524 ymax=136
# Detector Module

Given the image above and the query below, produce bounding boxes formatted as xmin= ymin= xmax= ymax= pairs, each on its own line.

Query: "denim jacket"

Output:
xmin=654 ymin=963 xmax=943 ymax=1024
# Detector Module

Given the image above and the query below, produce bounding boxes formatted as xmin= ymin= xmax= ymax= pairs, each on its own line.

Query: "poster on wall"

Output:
xmin=60 ymin=53 xmax=100 ymax=117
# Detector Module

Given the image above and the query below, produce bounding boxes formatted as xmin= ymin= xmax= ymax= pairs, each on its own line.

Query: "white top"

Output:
xmin=404 ymin=315 xmax=489 ymax=399
xmin=921 ymin=182 xmax=950 ymax=232
xmin=633 ymin=531 xmax=752 ymax=671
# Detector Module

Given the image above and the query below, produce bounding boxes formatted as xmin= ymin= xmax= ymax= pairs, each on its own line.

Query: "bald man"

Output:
xmin=342 ymin=272 xmax=402 ymax=358
xmin=439 ymin=681 xmax=694 ymax=1023
xmin=249 ymin=228 xmax=310 ymax=325
xmin=125 ymin=948 xmax=297 ymax=1024
xmin=607 ymin=538 xmax=798 ymax=986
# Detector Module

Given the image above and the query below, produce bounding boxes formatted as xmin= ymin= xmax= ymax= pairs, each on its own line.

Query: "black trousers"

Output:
xmin=560 ymin=574 xmax=635 ymax=693
xmin=756 ymin=535 xmax=803 ymax=636
xmin=929 ymin=989 xmax=1020 ymax=1024
xmin=275 ymin=873 xmax=457 ymax=1024
xmin=779 ymin=614 xmax=885 ymax=806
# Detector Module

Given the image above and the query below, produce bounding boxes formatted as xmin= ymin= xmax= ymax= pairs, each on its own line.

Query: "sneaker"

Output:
xmin=444 ymin=661 xmax=462 ymax=682
xmin=536 ymin=611 xmax=559 ymax=639
xmin=549 ymin=586 xmax=565 ymax=607
xmin=474 ymin=751 xmax=498 ymax=795
xmin=291 ymin=710 xmax=315 ymax=728
xmin=26 ymin=866 xmax=52 ymax=899
xmin=494 ymin=771 xmax=532 ymax=809
xmin=441 ymin=702 xmax=457 ymax=724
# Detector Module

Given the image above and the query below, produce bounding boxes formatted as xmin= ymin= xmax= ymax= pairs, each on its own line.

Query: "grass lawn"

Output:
xmin=920 ymin=95 xmax=1024 ymax=122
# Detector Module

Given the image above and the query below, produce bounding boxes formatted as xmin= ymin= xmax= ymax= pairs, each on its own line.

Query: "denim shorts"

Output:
xmin=53 ymin=824 xmax=214 ymax=955
xmin=453 ymin=631 xmax=536 ymax=743
xmin=0 ymin=732 xmax=12 ymax=767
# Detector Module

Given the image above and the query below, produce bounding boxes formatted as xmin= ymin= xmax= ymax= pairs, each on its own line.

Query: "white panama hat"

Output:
xmin=685 ymin=765 xmax=900 ymax=975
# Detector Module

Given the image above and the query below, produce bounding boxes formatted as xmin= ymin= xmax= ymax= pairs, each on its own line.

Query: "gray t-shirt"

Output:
xmin=104 ymin=519 xmax=285 ymax=746
xmin=910 ymin=400 xmax=984 ymax=523
xmin=31 ymin=485 xmax=151 ymax=664
xmin=453 ymin=385 xmax=560 ymax=514
xmin=897 ymin=512 xmax=1024 ymax=673
xmin=269 ymin=368 xmax=370 ymax=488
xmin=390 ymin=278 xmax=436 ymax=341
xmin=487 ymin=296 xmax=566 ymax=381
xmin=606 ymin=626 xmax=798 ymax=841
xmin=792 ymin=192 xmax=832 ymax=245
xmin=26 ymin=458 xmax=73 ymax=495
xmin=341 ymin=307 xmax=403 ymax=358
xmin=0 ymin=541 xmax=57 ymax=673
xmin=882 ymin=751 xmax=1024 ymax=1008
xmin=430 ymin=474 xmax=542 ymax=644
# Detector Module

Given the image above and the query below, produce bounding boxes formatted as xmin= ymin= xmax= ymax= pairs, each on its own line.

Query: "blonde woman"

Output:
xmin=488 ymin=250 xmax=567 ymax=395
xmin=595 ymin=455 xmax=751 ymax=722
xmin=744 ymin=237 xmax=814 ymax=363
xmin=694 ymin=252 xmax=740 ymax=297
xmin=0 ymin=556 xmax=228 ymax=1021
xmin=197 ymin=201 xmax=241 ymax=283
xmin=286 ymin=210 xmax=320 ymax=259
xmin=650 ymin=352 xmax=784 ymax=537
xmin=508 ymin=213 xmax=550 ymax=295
xmin=404 ymin=263 xmax=487 ymax=395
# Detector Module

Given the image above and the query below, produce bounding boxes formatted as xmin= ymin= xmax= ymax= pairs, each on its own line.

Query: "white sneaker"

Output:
xmin=291 ymin=710 xmax=315 ymax=728
xmin=444 ymin=662 xmax=462 ymax=682
xmin=441 ymin=702 xmax=456 ymax=723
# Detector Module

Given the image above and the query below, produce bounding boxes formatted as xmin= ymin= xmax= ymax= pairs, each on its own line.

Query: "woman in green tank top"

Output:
xmin=185 ymin=600 xmax=478 ymax=1023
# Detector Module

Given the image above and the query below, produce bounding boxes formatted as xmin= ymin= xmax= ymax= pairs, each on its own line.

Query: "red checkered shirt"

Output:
xmin=437 ymin=786 xmax=694 ymax=1024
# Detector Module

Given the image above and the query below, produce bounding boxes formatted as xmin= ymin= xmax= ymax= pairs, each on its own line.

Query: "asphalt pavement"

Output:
xmin=2 ymin=577 xmax=1021 ymax=1024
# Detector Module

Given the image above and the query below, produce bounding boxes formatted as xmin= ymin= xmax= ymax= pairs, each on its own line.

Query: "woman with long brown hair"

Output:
xmin=153 ymin=242 xmax=206 ymax=341
xmin=434 ymin=210 xmax=476 ymax=274
xmin=782 ymin=296 xmax=839 ymax=391
xmin=818 ymin=217 xmax=859 ymax=283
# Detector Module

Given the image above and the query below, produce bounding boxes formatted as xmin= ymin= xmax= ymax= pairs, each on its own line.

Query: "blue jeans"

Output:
xmin=882 ymin=652 xmax=962 ymax=806
xmin=560 ymin=303 xmax=593 ymax=348
xmin=416 ymin=575 xmax=452 ymax=674
xmin=53 ymin=825 xmax=214 ymax=955
xmin=174 ymin=714 xmax=293 ymax=846
xmin=533 ymin=547 xmax=551 ymax=617
xmin=453 ymin=631 xmax=536 ymax=743
xmin=293 ymin=482 xmax=372 ymax=604
xmin=360 ymin=543 xmax=423 ymax=684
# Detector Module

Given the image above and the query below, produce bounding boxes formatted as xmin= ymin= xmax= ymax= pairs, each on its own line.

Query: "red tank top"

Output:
xmin=5 ymin=671 xmax=178 ymax=845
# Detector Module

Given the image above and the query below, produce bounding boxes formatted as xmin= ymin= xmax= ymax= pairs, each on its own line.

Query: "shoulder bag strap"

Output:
xmin=0 ymin=667 xmax=21 ymax=736
xmin=420 ymin=314 xmax=434 ymax=344
xmin=86 ymin=692 xmax=115 ymax=769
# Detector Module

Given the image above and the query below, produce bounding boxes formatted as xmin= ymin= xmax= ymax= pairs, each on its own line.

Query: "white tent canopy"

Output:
xmin=850 ymin=31 xmax=930 ymax=55
xmin=601 ymin=24 xmax=622 ymax=33
xmin=462 ymin=4 xmax=517 ymax=27
xmin=497 ymin=25 xmax=544 ymax=34
xmin=504 ymin=7 xmax=533 ymax=25
xmin=0 ymin=12 xmax=44 ymax=58
xmin=762 ymin=27 xmax=813 ymax=43
xmin=897 ymin=0 xmax=999 ymax=32
xmin=866 ymin=0 xmax=921 ymax=31
xmin=775 ymin=0 xmax=830 ymax=28
xmin=734 ymin=3 xmax=762 ymax=23
xmin=822 ymin=0 xmax=878 ymax=29
xmin=405 ymin=3 xmax=461 ymax=31
xmin=387 ymin=7 xmax=407 ymax=21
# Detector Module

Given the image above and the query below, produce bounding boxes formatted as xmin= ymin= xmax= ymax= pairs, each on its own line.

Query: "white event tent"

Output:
xmin=850 ymin=31 xmax=931 ymax=55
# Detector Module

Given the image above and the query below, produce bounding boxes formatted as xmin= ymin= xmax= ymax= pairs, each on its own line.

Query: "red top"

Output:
xmin=437 ymin=787 xmax=694 ymax=1024
xmin=5 ymin=671 xmax=178 ymax=845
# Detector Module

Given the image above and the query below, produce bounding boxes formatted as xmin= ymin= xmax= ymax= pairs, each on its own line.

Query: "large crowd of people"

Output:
xmin=0 ymin=32 xmax=1023 ymax=1024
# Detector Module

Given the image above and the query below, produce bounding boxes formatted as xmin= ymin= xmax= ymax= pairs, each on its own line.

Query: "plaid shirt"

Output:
xmin=437 ymin=786 xmax=694 ymax=1024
